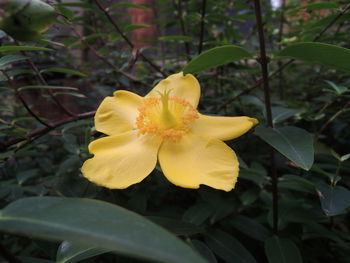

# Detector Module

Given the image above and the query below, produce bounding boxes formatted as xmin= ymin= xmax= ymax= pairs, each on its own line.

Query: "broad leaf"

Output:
xmin=256 ymin=126 xmax=314 ymax=170
xmin=316 ymin=183 xmax=350 ymax=216
xmin=265 ymin=236 xmax=302 ymax=263
xmin=0 ymin=197 xmax=206 ymax=263
xmin=183 ymin=45 xmax=252 ymax=74
xmin=56 ymin=241 xmax=109 ymax=263
xmin=205 ymin=230 xmax=258 ymax=263
xmin=277 ymin=42 xmax=350 ymax=72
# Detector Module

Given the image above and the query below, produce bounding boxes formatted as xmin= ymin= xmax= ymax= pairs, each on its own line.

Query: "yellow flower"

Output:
xmin=81 ymin=72 xmax=258 ymax=191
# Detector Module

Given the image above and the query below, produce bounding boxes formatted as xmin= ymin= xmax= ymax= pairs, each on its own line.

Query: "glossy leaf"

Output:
xmin=256 ymin=126 xmax=314 ymax=170
xmin=0 ymin=197 xmax=207 ymax=263
xmin=205 ymin=230 xmax=258 ymax=263
xmin=277 ymin=42 xmax=350 ymax=72
xmin=183 ymin=45 xmax=252 ymax=74
xmin=316 ymin=183 xmax=350 ymax=216
xmin=56 ymin=241 xmax=109 ymax=263
xmin=265 ymin=236 xmax=302 ymax=263
xmin=230 ymin=215 xmax=270 ymax=242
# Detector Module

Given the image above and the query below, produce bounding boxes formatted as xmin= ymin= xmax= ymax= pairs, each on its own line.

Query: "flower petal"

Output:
xmin=191 ymin=114 xmax=258 ymax=141
xmin=158 ymin=134 xmax=239 ymax=191
xmin=146 ymin=72 xmax=200 ymax=108
xmin=95 ymin=91 xmax=144 ymax=135
xmin=81 ymin=132 xmax=162 ymax=189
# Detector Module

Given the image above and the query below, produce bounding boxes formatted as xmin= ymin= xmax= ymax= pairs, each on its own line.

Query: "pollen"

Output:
xmin=136 ymin=95 xmax=199 ymax=142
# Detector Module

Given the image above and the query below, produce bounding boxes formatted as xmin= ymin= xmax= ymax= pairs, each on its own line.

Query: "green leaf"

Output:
xmin=158 ymin=35 xmax=193 ymax=42
xmin=124 ymin=24 xmax=150 ymax=33
xmin=256 ymin=126 xmax=314 ymax=170
xmin=183 ymin=45 xmax=253 ymax=74
xmin=41 ymin=67 xmax=87 ymax=77
xmin=0 ymin=46 xmax=53 ymax=52
xmin=191 ymin=240 xmax=217 ymax=263
xmin=0 ymin=55 xmax=28 ymax=69
xmin=316 ymin=183 xmax=350 ymax=216
xmin=230 ymin=215 xmax=270 ymax=242
xmin=271 ymin=107 xmax=300 ymax=124
xmin=56 ymin=241 xmax=109 ymax=263
xmin=264 ymin=236 xmax=302 ymax=263
xmin=147 ymin=216 xmax=203 ymax=236
xmin=205 ymin=230 xmax=258 ymax=263
xmin=277 ymin=42 xmax=350 ymax=72
xmin=18 ymin=85 xmax=78 ymax=91
xmin=0 ymin=197 xmax=206 ymax=263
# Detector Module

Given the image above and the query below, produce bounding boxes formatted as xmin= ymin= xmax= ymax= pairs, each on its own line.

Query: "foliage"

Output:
xmin=0 ymin=0 xmax=350 ymax=262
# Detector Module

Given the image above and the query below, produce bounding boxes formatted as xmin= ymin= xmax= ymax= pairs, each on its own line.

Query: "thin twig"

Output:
xmin=198 ymin=0 xmax=207 ymax=54
xmin=277 ymin=0 xmax=286 ymax=99
xmin=253 ymin=0 xmax=278 ymax=235
xmin=68 ymin=24 xmax=152 ymax=88
xmin=0 ymin=111 xmax=95 ymax=152
xmin=316 ymin=100 xmax=350 ymax=139
xmin=94 ymin=0 xmax=166 ymax=77
xmin=14 ymin=41 xmax=76 ymax=117
xmin=216 ymin=3 xmax=350 ymax=112
xmin=2 ymin=70 xmax=52 ymax=128
xmin=172 ymin=0 xmax=191 ymax=60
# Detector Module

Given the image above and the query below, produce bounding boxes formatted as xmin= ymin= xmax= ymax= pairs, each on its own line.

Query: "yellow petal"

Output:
xmin=95 ymin=91 xmax=144 ymax=135
xmin=146 ymin=72 xmax=200 ymax=108
xmin=81 ymin=132 xmax=162 ymax=189
xmin=158 ymin=134 xmax=239 ymax=191
xmin=191 ymin=114 xmax=258 ymax=141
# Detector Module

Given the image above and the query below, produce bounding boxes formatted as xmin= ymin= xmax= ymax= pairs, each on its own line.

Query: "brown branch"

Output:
xmin=0 ymin=111 xmax=95 ymax=152
xmin=1 ymin=70 xmax=52 ymax=128
xmin=198 ymin=0 xmax=207 ymax=54
xmin=253 ymin=0 xmax=278 ymax=235
xmin=215 ymin=3 xmax=350 ymax=112
xmin=172 ymin=0 xmax=191 ymax=60
xmin=94 ymin=0 xmax=166 ymax=77
xmin=14 ymin=41 xmax=76 ymax=117
xmin=68 ymin=24 xmax=152 ymax=88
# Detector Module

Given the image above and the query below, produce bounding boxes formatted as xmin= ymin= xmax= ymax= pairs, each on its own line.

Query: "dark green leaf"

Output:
xmin=147 ymin=216 xmax=203 ymax=236
xmin=183 ymin=45 xmax=253 ymax=74
xmin=316 ymin=183 xmax=350 ymax=216
xmin=158 ymin=35 xmax=193 ymax=42
xmin=0 ymin=197 xmax=206 ymax=263
xmin=205 ymin=230 xmax=258 ymax=263
xmin=230 ymin=215 xmax=270 ymax=242
xmin=0 ymin=55 xmax=27 ymax=69
xmin=256 ymin=126 xmax=314 ymax=170
xmin=277 ymin=42 xmax=350 ymax=72
xmin=191 ymin=240 xmax=217 ymax=263
xmin=265 ymin=236 xmax=302 ymax=263
xmin=56 ymin=241 xmax=109 ymax=263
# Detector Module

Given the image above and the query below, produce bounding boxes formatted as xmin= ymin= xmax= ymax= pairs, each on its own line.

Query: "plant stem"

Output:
xmin=15 ymin=41 xmax=76 ymax=117
xmin=0 ymin=111 xmax=95 ymax=152
xmin=2 ymin=70 xmax=52 ymax=128
xmin=68 ymin=23 xmax=152 ymax=88
xmin=253 ymin=0 xmax=278 ymax=235
xmin=216 ymin=3 xmax=350 ymax=112
xmin=172 ymin=0 xmax=191 ymax=60
xmin=94 ymin=0 xmax=166 ymax=77
xmin=198 ymin=0 xmax=207 ymax=54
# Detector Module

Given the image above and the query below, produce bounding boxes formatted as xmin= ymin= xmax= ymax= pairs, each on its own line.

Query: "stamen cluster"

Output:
xmin=136 ymin=96 xmax=199 ymax=142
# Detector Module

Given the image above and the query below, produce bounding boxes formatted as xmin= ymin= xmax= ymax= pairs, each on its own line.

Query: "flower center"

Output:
xmin=136 ymin=91 xmax=199 ymax=141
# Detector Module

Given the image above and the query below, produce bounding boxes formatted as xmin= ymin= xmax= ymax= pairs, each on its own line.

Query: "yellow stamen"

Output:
xmin=136 ymin=92 xmax=199 ymax=142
